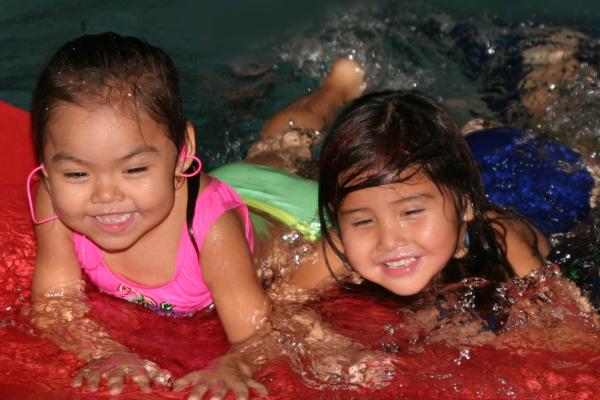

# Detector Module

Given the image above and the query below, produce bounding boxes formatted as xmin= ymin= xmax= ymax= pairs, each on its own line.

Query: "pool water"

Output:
xmin=1 ymin=0 xmax=600 ymax=399
xmin=2 ymin=0 xmax=600 ymax=167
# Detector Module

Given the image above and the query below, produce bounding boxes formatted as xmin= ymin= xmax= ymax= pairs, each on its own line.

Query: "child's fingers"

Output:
xmin=106 ymin=372 xmax=125 ymax=395
xmin=138 ymin=358 xmax=173 ymax=388
xmin=212 ymin=375 xmax=267 ymax=400
xmin=72 ymin=365 xmax=100 ymax=391
xmin=173 ymin=370 xmax=204 ymax=392
xmin=84 ymin=370 xmax=101 ymax=392
xmin=226 ymin=379 xmax=250 ymax=400
xmin=175 ymin=361 xmax=266 ymax=400
xmin=142 ymin=360 xmax=159 ymax=377
xmin=186 ymin=383 xmax=210 ymax=400
xmin=71 ymin=369 xmax=85 ymax=388
xmin=131 ymin=371 xmax=152 ymax=393
xmin=71 ymin=354 xmax=166 ymax=395
xmin=247 ymin=379 xmax=268 ymax=396
xmin=208 ymin=384 xmax=228 ymax=400
xmin=142 ymin=359 xmax=166 ymax=379
xmin=151 ymin=368 xmax=174 ymax=387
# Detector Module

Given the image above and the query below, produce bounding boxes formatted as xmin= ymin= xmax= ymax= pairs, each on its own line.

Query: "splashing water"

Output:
xmin=1 ymin=183 xmax=600 ymax=399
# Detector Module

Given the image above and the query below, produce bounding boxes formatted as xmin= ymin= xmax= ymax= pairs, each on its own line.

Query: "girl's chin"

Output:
xmin=379 ymin=277 xmax=431 ymax=296
xmin=84 ymin=232 xmax=139 ymax=253
xmin=386 ymin=286 xmax=425 ymax=297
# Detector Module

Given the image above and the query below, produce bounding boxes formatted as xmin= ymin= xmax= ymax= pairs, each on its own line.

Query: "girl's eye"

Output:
xmin=404 ymin=208 xmax=424 ymax=216
xmin=64 ymin=171 xmax=88 ymax=179
xmin=125 ymin=166 xmax=148 ymax=175
xmin=351 ymin=218 xmax=373 ymax=227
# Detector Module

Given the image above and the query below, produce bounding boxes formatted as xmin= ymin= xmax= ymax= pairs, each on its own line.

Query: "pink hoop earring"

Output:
xmin=179 ymin=154 xmax=202 ymax=178
xmin=27 ymin=164 xmax=58 ymax=225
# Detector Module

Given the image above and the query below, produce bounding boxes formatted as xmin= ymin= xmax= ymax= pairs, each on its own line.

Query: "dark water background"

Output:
xmin=2 ymin=0 xmax=599 ymax=168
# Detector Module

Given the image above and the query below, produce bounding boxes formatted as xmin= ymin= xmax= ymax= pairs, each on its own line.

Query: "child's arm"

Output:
xmin=201 ymin=210 xmax=269 ymax=342
xmin=31 ymin=183 xmax=83 ymax=297
xmin=173 ymin=208 xmax=269 ymax=399
xmin=489 ymin=212 xmax=552 ymax=277
xmin=172 ymin=211 xmax=392 ymax=398
xmin=288 ymin=235 xmax=350 ymax=290
xmin=28 ymin=184 xmax=171 ymax=395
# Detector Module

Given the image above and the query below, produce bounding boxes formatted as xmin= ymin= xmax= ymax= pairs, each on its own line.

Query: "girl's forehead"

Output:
xmin=44 ymin=102 xmax=173 ymax=155
xmin=49 ymin=100 xmax=148 ymax=124
xmin=48 ymin=102 xmax=164 ymax=135
xmin=342 ymin=164 xmax=426 ymax=188
xmin=340 ymin=168 xmax=459 ymax=207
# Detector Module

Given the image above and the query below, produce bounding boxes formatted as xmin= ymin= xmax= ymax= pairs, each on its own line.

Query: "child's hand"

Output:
xmin=172 ymin=353 xmax=267 ymax=400
xmin=307 ymin=349 xmax=396 ymax=389
xmin=346 ymin=351 xmax=397 ymax=389
xmin=72 ymin=351 xmax=172 ymax=395
xmin=289 ymin=309 xmax=396 ymax=389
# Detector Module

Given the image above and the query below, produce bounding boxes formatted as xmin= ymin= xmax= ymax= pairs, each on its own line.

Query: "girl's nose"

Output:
xmin=91 ymin=178 xmax=124 ymax=204
xmin=377 ymin=220 xmax=408 ymax=251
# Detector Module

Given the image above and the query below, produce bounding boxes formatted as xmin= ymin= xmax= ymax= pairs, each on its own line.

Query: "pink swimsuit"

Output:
xmin=73 ymin=178 xmax=254 ymax=316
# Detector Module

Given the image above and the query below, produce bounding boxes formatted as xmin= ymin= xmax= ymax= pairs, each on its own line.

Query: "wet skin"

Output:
xmin=337 ymin=172 xmax=468 ymax=296
xmin=42 ymin=103 xmax=182 ymax=255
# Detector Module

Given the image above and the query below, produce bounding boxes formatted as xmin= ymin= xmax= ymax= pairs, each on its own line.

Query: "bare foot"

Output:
xmin=460 ymin=118 xmax=501 ymax=136
xmin=522 ymin=29 xmax=588 ymax=66
xmin=260 ymin=57 xmax=367 ymax=138
xmin=519 ymin=29 xmax=589 ymax=119
xmin=321 ymin=57 xmax=367 ymax=102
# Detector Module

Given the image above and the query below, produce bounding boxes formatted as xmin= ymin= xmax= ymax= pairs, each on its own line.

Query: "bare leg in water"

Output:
xmin=242 ymin=58 xmax=366 ymax=294
xmin=245 ymin=58 xmax=366 ymax=175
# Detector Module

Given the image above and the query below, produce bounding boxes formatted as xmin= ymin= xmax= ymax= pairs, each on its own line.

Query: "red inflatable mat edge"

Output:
xmin=0 ymin=100 xmax=35 ymax=185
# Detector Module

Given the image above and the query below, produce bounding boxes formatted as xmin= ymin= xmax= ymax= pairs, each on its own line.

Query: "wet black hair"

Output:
xmin=318 ymin=90 xmax=515 ymax=328
xmin=31 ymin=32 xmax=201 ymax=252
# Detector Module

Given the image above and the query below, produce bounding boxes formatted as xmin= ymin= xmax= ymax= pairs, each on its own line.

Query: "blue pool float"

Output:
xmin=466 ymin=126 xmax=594 ymax=235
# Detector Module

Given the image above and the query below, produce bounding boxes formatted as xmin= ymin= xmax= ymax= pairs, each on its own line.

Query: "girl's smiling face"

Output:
xmin=42 ymin=103 xmax=183 ymax=253
xmin=337 ymin=171 xmax=468 ymax=296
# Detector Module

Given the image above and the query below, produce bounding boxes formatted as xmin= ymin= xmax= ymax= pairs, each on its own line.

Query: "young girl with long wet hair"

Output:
xmin=215 ymin=88 xmax=571 ymax=337
xmin=316 ymin=90 xmax=600 ymax=342
xmin=284 ymin=89 xmax=563 ymax=331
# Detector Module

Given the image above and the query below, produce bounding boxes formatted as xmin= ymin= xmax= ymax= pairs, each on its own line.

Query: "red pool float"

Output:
xmin=1 ymin=100 xmax=598 ymax=400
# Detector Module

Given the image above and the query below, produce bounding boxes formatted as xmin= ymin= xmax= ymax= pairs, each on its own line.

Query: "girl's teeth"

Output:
xmin=95 ymin=213 xmax=131 ymax=224
xmin=385 ymin=257 xmax=416 ymax=268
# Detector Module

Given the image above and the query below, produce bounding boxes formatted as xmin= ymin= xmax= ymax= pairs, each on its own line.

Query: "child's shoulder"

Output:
xmin=485 ymin=210 xmax=534 ymax=236
xmin=485 ymin=210 xmax=551 ymax=277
